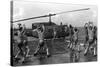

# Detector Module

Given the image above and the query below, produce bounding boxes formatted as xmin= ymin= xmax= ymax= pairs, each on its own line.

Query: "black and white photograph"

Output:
xmin=11 ymin=0 xmax=98 ymax=66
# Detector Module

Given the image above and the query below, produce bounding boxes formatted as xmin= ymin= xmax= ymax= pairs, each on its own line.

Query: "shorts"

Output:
xmin=37 ymin=41 xmax=48 ymax=54
xmin=89 ymin=39 xmax=94 ymax=45
xmin=39 ymin=41 xmax=45 ymax=48
xmin=18 ymin=42 xmax=24 ymax=49
xmin=18 ymin=41 xmax=28 ymax=52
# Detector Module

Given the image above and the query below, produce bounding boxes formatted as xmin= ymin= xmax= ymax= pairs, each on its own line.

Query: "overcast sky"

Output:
xmin=12 ymin=0 xmax=97 ymax=28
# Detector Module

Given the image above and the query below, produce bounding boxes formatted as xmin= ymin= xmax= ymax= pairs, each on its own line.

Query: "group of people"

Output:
xmin=12 ymin=21 xmax=97 ymax=63
xmin=84 ymin=22 xmax=97 ymax=56
xmin=64 ymin=22 xmax=97 ymax=62
xmin=65 ymin=24 xmax=79 ymax=49
xmin=65 ymin=22 xmax=97 ymax=57
xmin=13 ymin=24 xmax=50 ymax=63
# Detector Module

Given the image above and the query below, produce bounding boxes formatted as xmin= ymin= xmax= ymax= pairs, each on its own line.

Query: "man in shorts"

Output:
xmin=33 ymin=25 xmax=50 ymax=57
xmin=15 ymin=24 xmax=29 ymax=63
xmin=72 ymin=28 xmax=79 ymax=49
xmin=84 ymin=23 xmax=89 ymax=43
xmin=68 ymin=25 xmax=74 ymax=48
xmin=93 ymin=26 xmax=97 ymax=56
xmin=84 ymin=22 xmax=94 ymax=55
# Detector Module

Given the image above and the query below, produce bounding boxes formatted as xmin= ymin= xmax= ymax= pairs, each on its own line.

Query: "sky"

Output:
xmin=12 ymin=0 xmax=98 ymax=28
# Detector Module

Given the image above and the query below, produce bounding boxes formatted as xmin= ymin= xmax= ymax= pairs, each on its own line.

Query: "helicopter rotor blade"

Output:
xmin=13 ymin=15 xmax=48 ymax=23
xmin=56 ymin=8 xmax=90 ymax=15
xmin=13 ymin=14 xmax=56 ymax=23
xmin=13 ymin=8 xmax=90 ymax=23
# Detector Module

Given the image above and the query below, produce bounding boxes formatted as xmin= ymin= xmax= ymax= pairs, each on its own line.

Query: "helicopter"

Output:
xmin=12 ymin=8 xmax=90 ymax=39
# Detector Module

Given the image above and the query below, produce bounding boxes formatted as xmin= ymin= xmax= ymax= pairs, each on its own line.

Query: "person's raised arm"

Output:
xmin=32 ymin=28 xmax=37 ymax=32
xmin=42 ymin=25 xmax=45 ymax=33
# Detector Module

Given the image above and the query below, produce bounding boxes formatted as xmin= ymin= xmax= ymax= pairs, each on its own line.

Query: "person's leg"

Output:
xmin=71 ymin=38 xmax=76 ymax=50
xmin=93 ymin=46 xmax=97 ymax=56
xmin=15 ymin=50 xmax=20 ymax=58
xmin=34 ymin=41 xmax=44 ymax=56
xmin=15 ymin=43 xmax=22 ymax=58
xmin=24 ymin=41 xmax=30 ymax=57
xmin=67 ymin=40 xmax=71 ymax=48
xmin=41 ymin=41 xmax=49 ymax=56
xmin=46 ymin=44 xmax=51 ymax=57
xmin=92 ymin=39 xmax=97 ymax=56
xmin=70 ymin=37 xmax=73 ymax=49
xmin=25 ymin=46 xmax=30 ymax=57
xmin=70 ymin=42 xmax=72 ymax=48
xmin=73 ymin=39 xmax=77 ymax=49
xmin=19 ymin=41 xmax=27 ymax=63
xmin=84 ymin=39 xmax=92 ymax=55
xmin=84 ymin=42 xmax=89 ymax=55
xmin=84 ymin=36 xmax=88 ymax=48
xmin=89 ymin=39 xmax=96 ymax=55
xmin=46 ymin=48 xmax=49 ymax=55
xmin=84 ymin=35 xmax=89 ymax=54
xmin=34 ymin=45 xmax=40 ymax=56
xmin=17 ymin=46 xmax=25 ymax=63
